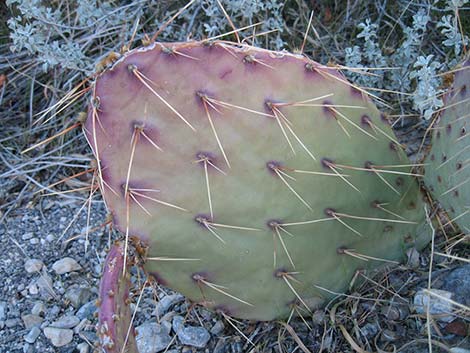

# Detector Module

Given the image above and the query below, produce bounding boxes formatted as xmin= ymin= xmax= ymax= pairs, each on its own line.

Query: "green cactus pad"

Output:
xmin=424 ymin=60 xmax=469 ymax=234
xmin=86 ymin=41 xmax=428 ymax=321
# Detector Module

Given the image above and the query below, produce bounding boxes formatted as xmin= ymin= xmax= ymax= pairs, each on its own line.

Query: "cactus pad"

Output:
xmin=97 ymin=242 xmax=137 ymax=352
xmin=87 ymin=41 xmax=428 ymax=321
xmin=424 ymin=60 xmax=470 ymax=234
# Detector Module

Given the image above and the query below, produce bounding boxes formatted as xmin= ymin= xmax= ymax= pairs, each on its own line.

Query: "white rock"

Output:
xmin=24 ymin=259 xmax=44 ymax=273
xmin=50 ymin=315 xmax=80 ymax=329
xmin=43 ymin=327 xmax=73 ymax=347
xmin=52 ymin=258 xmax=82 ymax=275
xmin=413 ymin=288 xmax=454 ymax=322
xmin=136 ymin=322 xmax=172 ymax=353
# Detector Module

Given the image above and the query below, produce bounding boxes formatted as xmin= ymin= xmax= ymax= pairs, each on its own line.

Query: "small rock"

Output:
xmin=65 ymin=285 xmax=92 ymax=308
xmin=177 ymin=325 xmax=210 ymax=348
xmin=172 ymin=315 xmax=184 ymax=332
xmin=51 ymin=315 xmax=80 ymax=329
xmin=441 ymin=265 xmax=470 ymax=306
xmin=450 ymin=349 xmax=470 ymax=353
xmin=153 ymin=294 xmax=184 ymax=317
xmin=76 ymin=301 xmax=97 ymax=320
xmin=21 ymin=314 xmax=43 ymax=329
xmin=414 ymin=289 xmax=454 ymax=322
xmin=5 ymin=318 xmax=19 ymax=328
xmin=29 ymin=238 xmax=39 ymax=245
xmin=24 ymin=259 xmax=44 ymax=273
xmin=22 ymin=232 xmax=33 ymax=240
xmin=45 ymin=234 xmax=55 ymax=242
xmin=360 ymin=322 xmax=379 ymax=338
xmin=210 ymin=320 xmax=225 ymax=336
xmin=43 ymin=327 xmax=73 ymax=347
xmin=136 ymin=322 xmax=172 ymax=353
xmin=31 ymin=302 xmax=46 ymax=316
xmin=406 ymin=248 xmax=420 ymax=268
xmin=77 ymin=342 xmax=89 ymax=353
xmin=24 ymin=326 xmax=41 ymax=343
xmin=52 ymin=257 xmax=82 ymax=274
xmin=28 ymin=283 xmax=39 ymax=295
xmin=35 ymin=271 xmax=54 ymax=300
xmin=0 ymin=301 xmax=6 ymax=321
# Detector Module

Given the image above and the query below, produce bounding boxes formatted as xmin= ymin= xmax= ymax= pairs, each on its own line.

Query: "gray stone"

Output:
xmin=35 ymin=271 xmax=55 ymax=300
xmin=31 ymin=302 xmax=46 ymax=316
xmin=52 ymin=257 xmax=82 ymax=274
xmin=0 ymin=301 xmax=6 ymax=321
xmin=172 ymin=315 xmax=184 ymax=332
xmin=22 ymin=232 xmax=33 ymax=240
xmin=21 ymin=314 xmax=43 ymax=329
xmin=360 ymin=322 xmax=379 ymax=338
xmin=5 ymin=318 xmax=20 ymax=328
xmin=413 ymin=288 xmax=454 ymax=322
xmin=176 ymin=325 xmax=210 ymax=348
xmin=51 ymin=315 xmax=80 ymax=329
xmin=450 ymin=349 xmax=470 ymax=353
xmin=43 ymin=327 xmax=74 ymax=347
xmin=136 ymin=322 xmax=172 ymax=353
xmin=76 ymin=300 xmax=97 ymax=320
xmin=77 ymin=342 xmax=90 ymax=353
xmin=442 ymin=265 xmax=470 ymax=306
xmin=153 ymin=294 xmax=184 ymax=317
xmin=65 ymin=285 xmax=92 ymax=308
xmin=24 ymin=259 xmax=44 ymax=273
xmin=24 ymin=326 xmax=41 ymax=343
xmin=210 ymin=320 xmax=225 ymax=335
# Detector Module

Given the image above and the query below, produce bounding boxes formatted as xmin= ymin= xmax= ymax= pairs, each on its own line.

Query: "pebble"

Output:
xmin=76 ymin=300 xmax=97 ymax=320
xmin=28 ymin=283 xmax=39 ymax=295
xmin=442 ymin=265 xmax=470 ymax=306
xmin=65 ymin=285 xmax=92 ymax=308
xmin=414 ymin=288 xmax=454 ymax=322
xmin=24 ymin=326 xmax=41 ymax=343
xmin=43 ymin=327 xmax=74 ymax=347
xmin=450 ymin=349 xmax=470 ymax=353
xmin=77 ymin=342 xmax=89 ymax=353
xmin=29 ymin=238 xmax=39 ymax=245
xmin=22 ymin=232 xmax=33 ymax=240
xmin=136 ymin=322 xmax=172 ymax=353
xmin=5 ymin=318 xmax=20 ymax=328
xmin=52 ymin=257 xmax=82 ymax=274
xmin=210 ymin=320 xmax=225 ymax=335
xmin=153 ymin=294 xmax=184 ymax=317
xmin=45 ymin=234 xmax=55 ymax=242
xmin=175 ymin=323 xmax=210 ymax=348
xmin=50 ymin=315 xmax=80 ymax=329
xmin=35 ymin=271 xmax=54 ymax=300
xmin=24 ymin=259 xmax=44 ymax=273
xmin=31 ymin=302 xmax=46 ymax=316
xmin=21 ymin=314 xmax=43 ymax=329
xmin=360 ymin=322 xmax=379 ymax=338
xmin=0 ymin=301 xmax=6 ymax=321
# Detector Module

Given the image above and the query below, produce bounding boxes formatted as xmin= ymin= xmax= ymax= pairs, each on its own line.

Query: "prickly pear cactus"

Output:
xmin=87 ymin=41 xmax=429 ymax=322
xmin=98 ymin=242 xmax=137 ymax=352
xmin=424 ymin=59 xmax=469 ymax=234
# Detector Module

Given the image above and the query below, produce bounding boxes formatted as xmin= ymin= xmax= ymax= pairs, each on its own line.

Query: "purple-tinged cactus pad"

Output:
xmin=86 ymin=41 xmax=429 ymax=320
xmin=97 ymin=243 xmax=137 ymax=352
xmin=424 ymin=60 xmax=470 ymax=233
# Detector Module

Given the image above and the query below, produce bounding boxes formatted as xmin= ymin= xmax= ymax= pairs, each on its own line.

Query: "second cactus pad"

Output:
xmin=86 ymin=41 xmax=428 ymax=320
xmin=424 ymin=60 xmax=469 ymax=234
